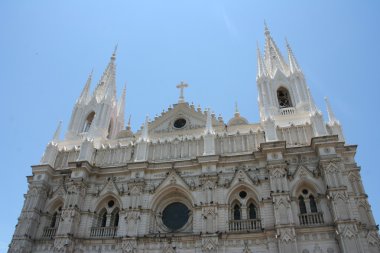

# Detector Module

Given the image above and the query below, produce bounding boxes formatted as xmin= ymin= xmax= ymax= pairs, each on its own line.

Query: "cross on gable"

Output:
xmin=176 ymin=81 xmax=189 ymax=103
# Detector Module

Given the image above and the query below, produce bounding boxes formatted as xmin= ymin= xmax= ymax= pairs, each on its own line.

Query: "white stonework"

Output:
xmin=9 ymin=26 xmax=380 ymax=253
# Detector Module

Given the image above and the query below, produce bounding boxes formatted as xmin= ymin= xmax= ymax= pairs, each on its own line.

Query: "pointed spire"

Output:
xmin=77 ymin=70 xmax=93 ymax=104
xmin=256 ymin=42 xmax=268 ymax=78
xmin=52 ymin=121 xmax=62 ymax=142
xmin=234 ymin=101 xmax=240 ymax=117
xmin=127 ymin=115 xmax=131 ymax=130
xmin=139 ymin=116 xmax=149 ymax=142
xmin=307 ymin=87 xmax=318 ymax=114
xmin=204 ymin=109 xmax=215 ymax=135
xmin=286 ymin=38 xmax=301 ymax=73
xmin=263 ymin=22 xmax=289 ymax=76
xmin=324 ymin=97 xmax=340 ymax=125
xmin=118 ymin=83 xmax=126 ymax=116
xmin=93 ymin=48 xmax=117 ymax=102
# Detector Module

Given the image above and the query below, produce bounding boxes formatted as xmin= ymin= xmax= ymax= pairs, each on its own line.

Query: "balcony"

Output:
xmin=42 ymin=227 xmax=57 ymax=238
xmin=229 ymin=219 xmax=262 ymax=232
xmin=299 ymin=212 xmax=324 ymax=226
xmin=90 ymin=226 xmax=117 ymax=238
xmin=279 ymin=107 xmax=295 ymax=116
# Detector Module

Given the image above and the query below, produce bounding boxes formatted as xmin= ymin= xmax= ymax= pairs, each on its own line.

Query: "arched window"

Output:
xmin=233 ymin=204 xmax=241 ymax=220
xmin=50 ymin=212 xmax=57 ymax=228
xmin=277 ymin=87 xmax=292 ymax=108
xmin=309 ymin=195 xmax=318 ymax=213
xmin=99 ymin=209 xmax=107 ymax=227
xmin=107 ymin=120 xmax=113 ymax=139
xmin=83 ymin=112 xmax=95 ymax=133
xmin=299 ymin=196 xmax=307 ymax=214
xmin=248 ymin=203 xmax=257 ymax=219
xmin=91 ymin=199 xmax=120 ymax=238
xmin=110 ymin=207 xmax=119 ymax=227
xmin=49 ymin=206 xmax=62 ymax=228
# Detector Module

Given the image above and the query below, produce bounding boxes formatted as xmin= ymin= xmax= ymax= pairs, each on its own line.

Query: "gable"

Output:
xmin=144 ymin=103 xmax=221 ymax=135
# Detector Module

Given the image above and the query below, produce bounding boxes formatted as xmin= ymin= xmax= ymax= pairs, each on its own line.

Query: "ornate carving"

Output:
xmin=54 ymin=238 xmax=73 ymax=253
xmin=202 ymin=236 xmax=218 ymax=252
xmin=278 ymin=228 xmax=296 ymax=243
xmin=121 ymin=238 xmax=137 ymax=253
xmin=242 ymin=240 xmax=252 ymax=253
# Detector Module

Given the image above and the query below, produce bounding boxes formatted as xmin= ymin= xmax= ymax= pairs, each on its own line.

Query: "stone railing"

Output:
xmin=299 ymin=212 xmax=324 ymax=226
xmin=279 ymin=107 xmax=296 ymax=116
xmin=90 ymin=226 xmax=117 ymax=238
xmin=229 ymin=219 xmax=262 ymax=232
xmin=42 ymin=227 xmax=57 ymax=238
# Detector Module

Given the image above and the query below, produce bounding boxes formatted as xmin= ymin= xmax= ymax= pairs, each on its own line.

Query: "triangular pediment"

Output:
xmin=99 ymin=178 xmax=121 ymax=196
xmin=229 ymin=167 xmax=255 ymax=188
xmin=144 ymin=103 xmax=220 ymax=135
xmin=292 ymin=165 xmax=313 ymax=180
xmin=154 ymin=170 xmax=190 ymax=193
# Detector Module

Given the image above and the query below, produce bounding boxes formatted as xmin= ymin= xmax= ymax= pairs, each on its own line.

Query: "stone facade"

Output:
xmin=9 ymin=26 xmax=380 ymax=253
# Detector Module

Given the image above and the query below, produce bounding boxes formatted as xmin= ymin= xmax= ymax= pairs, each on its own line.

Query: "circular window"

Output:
xmin=108 ymin=200 xmax=115 ymax=208
xmin=173 ymin=118 xmax=187 ymax=129
xmin=239 ymin=191 xmax=247 ymax=199
xmin=302 ymin=189 xmax=308 ymax=195
xmin=162 ymin=202 xmax=189 ymax=231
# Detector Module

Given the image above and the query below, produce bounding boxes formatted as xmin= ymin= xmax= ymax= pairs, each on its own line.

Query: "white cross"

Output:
xmin=176 ymin=81 xmax=189 ymax=103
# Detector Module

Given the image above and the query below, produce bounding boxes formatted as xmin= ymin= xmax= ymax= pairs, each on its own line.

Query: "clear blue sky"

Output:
xmin=1 ymin=1 xmax=379 ymax=250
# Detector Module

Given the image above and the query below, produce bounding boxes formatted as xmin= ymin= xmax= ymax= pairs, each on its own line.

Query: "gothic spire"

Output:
xmin=139 ymin=116 xmax=149 ymax=142
xmin=256 ymin=42 xmax=267 ymax=78
xmin=52 ymin=121 xmax=62 ymax=142
xmin=234 ymin=101 xmax=240 ymax=117
xmin=324 ymin=97 xmax=340 ymax=125
xmin=118 ymin=84 xmax=126 ymax=117
xmin=77 ymin=70 xmax=92 ymax=104
xmin=93 ymin=47 xmax=117 ymax=102
xmin=286 ymin=38 xmax=301 ymax=73
xmin=307 ymin=87 xmax=318 ymax=114
xmin=263 ymin=23 xmax=289 ymax=76
xmin=204 ymin=109 xmax=215 ymax=135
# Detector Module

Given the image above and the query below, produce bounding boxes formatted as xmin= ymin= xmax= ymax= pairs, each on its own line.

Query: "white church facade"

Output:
xmin=9 ymin=26 xmax=380 ymax=253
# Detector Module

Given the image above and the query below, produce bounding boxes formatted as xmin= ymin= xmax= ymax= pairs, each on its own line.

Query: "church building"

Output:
xmin=9 ymin=25 xmax=380 ymax=253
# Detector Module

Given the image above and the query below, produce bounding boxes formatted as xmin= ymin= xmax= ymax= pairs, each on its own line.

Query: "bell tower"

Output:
xmin=65 ymin=48 xmax=125 ymax=141
xmin=257 ymin=24 xmax=327 ymax=140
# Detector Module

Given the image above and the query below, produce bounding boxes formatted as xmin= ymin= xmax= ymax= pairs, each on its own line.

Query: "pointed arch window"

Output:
xmin=233 ymin=204 xmax=241 ymax=220
xmin=298 ymin=189 xmax=324 ymax=226
xmin=91 ymin=200 xmax=120 ymax=238
xmin=83 ymin=112 xmax=95 ymax=133
xmin=299 ymin=196 xmax=307 ymax=214
xmin=277 ymin=87 xmax=292 ymax=108
xmin=248 ymin=203 xmax=257 ymax=220
xmin=309 ymin=195 xmax=318 ymax=213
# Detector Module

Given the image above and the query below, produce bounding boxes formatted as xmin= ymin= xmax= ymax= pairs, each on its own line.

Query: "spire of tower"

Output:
xmin=204 ymin=109 xmax=215 ymax=135
xmin=324 ymin=97 xmax=340 ymax=125
xmin=77 ymin=70 xmax=93 ymax=104
xmin=93 ymin=48 xmax=117 ymax=102
xmin=118 ymin=83 xmax=126 ymax=117
xmin=127 ymin=115 xmax=131 ymax=130
xmin=307 ymin=87 xmax=318 ymax=113
xmin=139 ymin=116 xmax=149 ymax=142
xmin=256 ymin=42 xmax=268 ymax=78
xmin=52 ymin=121 xmax=62 ymax=142
xmin=286 ymin=38 xmax=301 ymax=73
xmin=234 ymin=101 xmax=240 ymax=117
xmin=263 ymin=23 xmax=289 ymax=76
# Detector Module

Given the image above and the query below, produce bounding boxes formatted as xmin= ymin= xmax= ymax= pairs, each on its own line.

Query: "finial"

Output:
xmin=324 ymin=97 xmax=339 ymax=125
xmin=111 ymin=44 xmax=118 ymax=59
xmin=176 ymin=81 xmax=189 ymax=103
xmin=52 ymin=121 xmax=62 ymax=142
xmin=234 ymin=101 xmax=240 ymax=117
xmin=264 ymin=20 xmax=270 ymax=36
xmin=127 ymin=115 xmax=131 ymax=129
xmin=204 ymin=109 xmax=215 ymax=135
xmin=139 ymin=115 xmax=149 ymax=142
